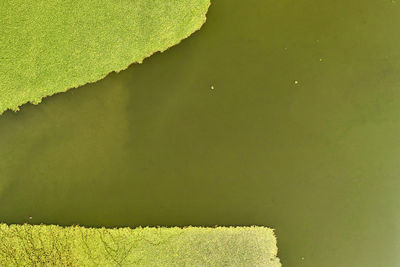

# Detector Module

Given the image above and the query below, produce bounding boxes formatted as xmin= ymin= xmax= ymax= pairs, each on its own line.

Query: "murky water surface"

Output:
xmin=1 ymin=1 xmax=400 ymax=266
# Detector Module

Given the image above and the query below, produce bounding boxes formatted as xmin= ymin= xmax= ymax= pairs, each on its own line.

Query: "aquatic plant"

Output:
xmin=0 ymin=224 xmax=281 ymax=266
xmin=0 ymin=0 xmax=210 ymax=114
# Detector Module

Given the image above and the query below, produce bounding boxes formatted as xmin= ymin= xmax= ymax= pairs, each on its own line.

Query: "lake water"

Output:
xmin=1 ymin=0 xmax=400 ymax=266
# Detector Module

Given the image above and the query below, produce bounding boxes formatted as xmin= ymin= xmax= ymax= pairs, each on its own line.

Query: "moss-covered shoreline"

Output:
xmin=0 ymin=0 xmax=210 ymax=114
xmin=0 ymin=223 xmax=280 ymax=266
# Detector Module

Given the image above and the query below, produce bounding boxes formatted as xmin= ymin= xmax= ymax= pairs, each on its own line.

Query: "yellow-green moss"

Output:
xmin=0 ymin=0 xmax=210 ymax=114
xmin=0 ymin=223 xmax=280 ymax=266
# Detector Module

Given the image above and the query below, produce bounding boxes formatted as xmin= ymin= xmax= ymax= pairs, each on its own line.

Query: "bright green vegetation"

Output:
xmin=0 ymin=0 xmax=210 ymax=114
xmin=0 ymin=224 xmax=280 ymax=266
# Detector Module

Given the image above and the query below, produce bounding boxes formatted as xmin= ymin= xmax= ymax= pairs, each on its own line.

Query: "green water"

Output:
xmin=1 ymin=0 xmax=400 ymax=266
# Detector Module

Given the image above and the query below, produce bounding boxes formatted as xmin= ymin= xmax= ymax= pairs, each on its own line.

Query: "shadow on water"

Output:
xmin=1 ymin=0 xmax=400 ymax=266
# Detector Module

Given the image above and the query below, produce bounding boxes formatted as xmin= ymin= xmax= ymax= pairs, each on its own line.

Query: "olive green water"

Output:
xmin=1 ymin=0 xmax=400 ymax=266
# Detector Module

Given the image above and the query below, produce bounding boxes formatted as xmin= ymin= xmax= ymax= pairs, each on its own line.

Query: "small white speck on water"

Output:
xmin=301 ymin=257 xmax=305 ymax=260
xmin=319 ymin=58 xmax=323 ymax=62
xmin=294 ymin=80 xmax=299 ymax=85
xmin=284 ymin=47 xmax=288 ymax=50
xmin=211 ymin=85 xmax=215 ymax=90
xmin=29 ymin=216 xmax=32 ymax=220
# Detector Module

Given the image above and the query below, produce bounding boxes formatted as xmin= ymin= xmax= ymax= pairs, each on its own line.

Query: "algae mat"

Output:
xmin=2 ymin=0 xmax=400 ymax=267
xmin=0 ymin=0 xmax=210 ymax=114
xmin=0 ymin=224 xmax=280 ymax=266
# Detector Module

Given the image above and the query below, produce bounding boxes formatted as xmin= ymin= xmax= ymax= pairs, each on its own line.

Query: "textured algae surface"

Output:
xmin=0 ymin=224 xmax=280 ymax=266
xmin=0 ymin=0 xmax=210 ymax=114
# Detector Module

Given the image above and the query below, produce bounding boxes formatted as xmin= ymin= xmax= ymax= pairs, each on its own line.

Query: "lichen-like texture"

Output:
xmin=0 ymin=0 xmax=210 ymax=114
xmin=0 ymin=224 xmax=281 ymax=266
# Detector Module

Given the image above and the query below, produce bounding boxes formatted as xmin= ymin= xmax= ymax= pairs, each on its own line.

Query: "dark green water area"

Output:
xmin=1 ymin=0 xmax=400 ymax=266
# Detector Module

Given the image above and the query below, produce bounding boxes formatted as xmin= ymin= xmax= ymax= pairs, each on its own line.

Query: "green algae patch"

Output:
xmin=0 ymin=224 xmax=281 ymax=266
xmin=0 ymin=0 xmax=210 ymax=115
